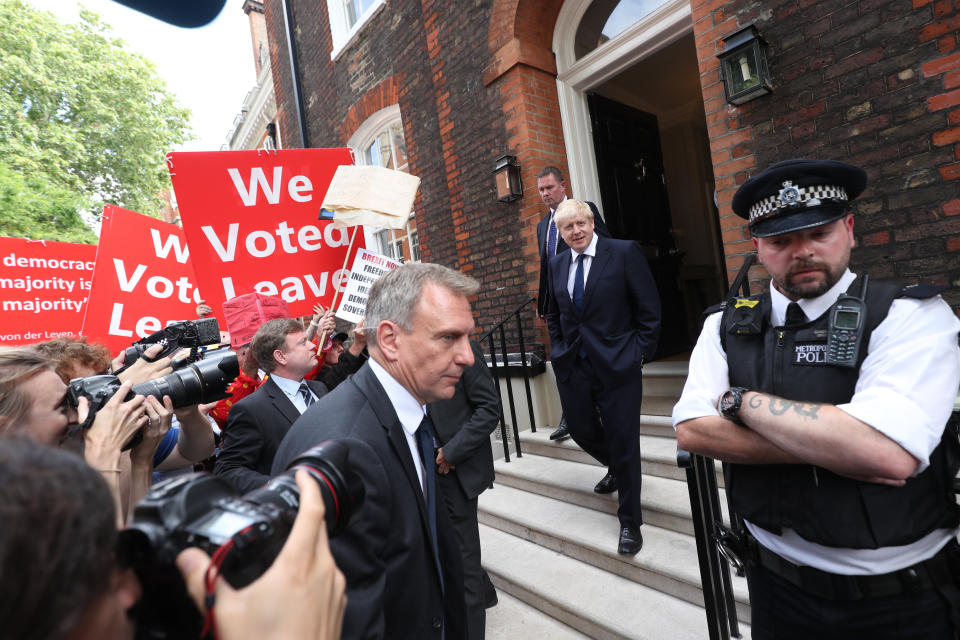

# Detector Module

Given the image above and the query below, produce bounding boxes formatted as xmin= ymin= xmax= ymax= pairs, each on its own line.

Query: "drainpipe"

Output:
xmin=280 ymin=0 xmax=310 ymax=148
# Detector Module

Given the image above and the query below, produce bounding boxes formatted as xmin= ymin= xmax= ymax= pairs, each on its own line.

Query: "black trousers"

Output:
xmin=438 ymin=472 xmax=487 ymax=640
xmin=556 ymin=356 xmax=644 ymax=528
xmin=746 ymin=560 xmax=957 ymax=639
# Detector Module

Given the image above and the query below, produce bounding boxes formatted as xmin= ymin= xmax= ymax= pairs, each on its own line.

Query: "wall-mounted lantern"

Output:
xmin=718 ymin=25 xmax=773 ymax=105
xmin=493 ymin=154 xmax=522 ymax=202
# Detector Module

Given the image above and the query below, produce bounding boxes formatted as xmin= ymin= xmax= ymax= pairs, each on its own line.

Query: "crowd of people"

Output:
xmin=1 ymin=156 xmax=960 ymax=640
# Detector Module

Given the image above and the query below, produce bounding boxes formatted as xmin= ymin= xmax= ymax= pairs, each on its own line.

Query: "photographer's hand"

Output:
xmin=117 ymin=343 xmax=173 ymax=385
xmin=80 ymin=380 xmax=148 ymax=527
xmin=127 ymin=396 xmax=174 ymax=522
xmin=176 ymin=469 xmax=346 ymax=640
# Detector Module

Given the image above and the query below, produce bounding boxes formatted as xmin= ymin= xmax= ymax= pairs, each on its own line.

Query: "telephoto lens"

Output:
xmin=118 ymin=440 xmax=364 ymax=640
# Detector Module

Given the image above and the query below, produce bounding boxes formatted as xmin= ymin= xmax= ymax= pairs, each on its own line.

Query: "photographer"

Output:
xmin=0 ymin=437 xmax=345 ymax=640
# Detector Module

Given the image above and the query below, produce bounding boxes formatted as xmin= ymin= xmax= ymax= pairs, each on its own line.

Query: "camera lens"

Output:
xmin=131 ymin=348 xmax=239 ymax=409
xmin=245 ymin=440 xmax=364 ymax=537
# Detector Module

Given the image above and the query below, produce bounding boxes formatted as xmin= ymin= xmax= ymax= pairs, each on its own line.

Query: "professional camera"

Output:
xmin=118 ymin=440 xmax=364 ymax=639
xmin=117 ymin=317 xmax=222 ymax=372
xmin=64 ymin=347 xmax=239 ymax=449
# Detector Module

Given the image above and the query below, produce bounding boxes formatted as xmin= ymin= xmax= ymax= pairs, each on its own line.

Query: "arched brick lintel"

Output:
xmin=485 ymin=0 xmax=564 ymax=86
xmin=338 ymin=74 xmax=402 ymax=142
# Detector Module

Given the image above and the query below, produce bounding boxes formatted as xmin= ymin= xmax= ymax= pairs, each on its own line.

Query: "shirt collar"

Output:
xmin=572 ymin=230 xmax=599 ymax=259
xmin=549 ymin=195 xmax=568 ymax=216
xmin=367 ymin=357 xmax=427 ymax=437
xmin=270 ymin=372 xmax=305 ymax=399
xmin=769 ymin=268 xmax=856 ymax=326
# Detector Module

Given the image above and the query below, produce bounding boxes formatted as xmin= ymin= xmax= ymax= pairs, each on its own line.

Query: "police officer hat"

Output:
xmin=732 ymin=159 xmax=867 ymax=238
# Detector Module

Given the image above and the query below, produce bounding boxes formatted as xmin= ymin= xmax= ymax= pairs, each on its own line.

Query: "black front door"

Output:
xmin=588 ymin=93 xmax=689 ymax=358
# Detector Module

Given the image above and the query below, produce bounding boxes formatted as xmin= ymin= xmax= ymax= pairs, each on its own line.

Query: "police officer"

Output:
xmin=674 ymin=158 xmax=960 ymax=638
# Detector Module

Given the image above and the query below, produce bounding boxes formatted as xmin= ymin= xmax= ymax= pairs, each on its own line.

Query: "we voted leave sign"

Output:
xmin=0 ymin=237 xmax=96 ymax=346
xmin=81 ymin=206 xmax=202 ymax=354
xmin=168 ymin=149 xmax=365 ymax=323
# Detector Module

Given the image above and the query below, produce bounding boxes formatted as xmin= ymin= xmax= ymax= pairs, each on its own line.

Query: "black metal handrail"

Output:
xmin=478 ymin=297 xmax=538 ymax=463
xmin=676 ymin=251 xmax=757 ymax=640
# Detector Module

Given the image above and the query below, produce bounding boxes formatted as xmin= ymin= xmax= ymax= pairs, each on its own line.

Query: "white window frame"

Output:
xmin=347 ymin=105 xmax=418 ymax=262
xmin=327 ymin=0 xmax=387 ymax=61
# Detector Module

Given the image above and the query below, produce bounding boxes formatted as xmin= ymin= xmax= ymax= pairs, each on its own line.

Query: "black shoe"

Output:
xmin=618 ymin=526 xmax=643 ymax=555
xmin=549 ymin=417 xmax=570 ymax=441
xmin=594 ymin=471 xmax=617 ymax=494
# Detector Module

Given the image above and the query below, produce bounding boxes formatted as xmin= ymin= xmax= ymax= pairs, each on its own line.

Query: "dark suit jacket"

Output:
xmin=427 ymin=339 xmax=498 ymax=500
xmin=546 ymin=235 xmax=661 ymax=387
xmin=213 ymin=376 xmax=327 ymax=493
xmin=536 ymin=200 xmax=610 ymax=317
xmin=272 ymin=364 xmax=466 ymax=640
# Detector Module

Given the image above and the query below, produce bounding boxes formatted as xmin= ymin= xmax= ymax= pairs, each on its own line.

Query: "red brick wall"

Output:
xmin=693 ymin=0 xmax=960 ymax=311
xmin=262 ymin=0 xmax=534 ymax=338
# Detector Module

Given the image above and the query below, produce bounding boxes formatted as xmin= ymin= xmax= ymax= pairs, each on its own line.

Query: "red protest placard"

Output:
xmin=167 ymin=149 xmax=366 ymax=322
xmin=0 ymin=237 xmax=96 ymax=346
xmin=81 ymin=206 xmax=203 ymax=354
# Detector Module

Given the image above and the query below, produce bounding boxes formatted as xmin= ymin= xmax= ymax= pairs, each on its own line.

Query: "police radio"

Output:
xmin=826 ymin=275 xmax=868 ymax=368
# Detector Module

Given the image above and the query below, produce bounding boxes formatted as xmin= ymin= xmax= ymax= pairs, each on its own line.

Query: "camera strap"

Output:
xmin=58 ymin=412 xmax=97 ymax=446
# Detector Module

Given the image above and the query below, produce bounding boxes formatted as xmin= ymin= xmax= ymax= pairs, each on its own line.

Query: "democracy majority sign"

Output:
xmin=81 ymin=206 xmax=203 ymax=353
xmin=0 ymin=237 xmax=96 ymax=346
xmin=168 ymin=149 xmax=365 ymax=322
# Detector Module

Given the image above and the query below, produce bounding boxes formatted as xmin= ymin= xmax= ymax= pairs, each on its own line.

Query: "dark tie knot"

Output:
xmin=785 ymin=302 xmax=806 ymax=326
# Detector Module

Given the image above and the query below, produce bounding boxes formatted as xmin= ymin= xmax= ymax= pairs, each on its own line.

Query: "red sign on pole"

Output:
xmin=0 ymin=237 xmax=96 ymax=346
xmin=167 ymin=149 xmax=365 ymax=322
xmin=81 ymin=206 xmax=203 ymax=354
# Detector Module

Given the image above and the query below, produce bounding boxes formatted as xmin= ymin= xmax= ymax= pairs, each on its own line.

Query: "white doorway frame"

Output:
xmin=552 ymin=0 xmax=693 ymax=216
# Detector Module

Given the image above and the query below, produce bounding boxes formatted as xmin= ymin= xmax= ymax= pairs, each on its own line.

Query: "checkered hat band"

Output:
xmin=749 ymin=185 xmax=848 ymax=223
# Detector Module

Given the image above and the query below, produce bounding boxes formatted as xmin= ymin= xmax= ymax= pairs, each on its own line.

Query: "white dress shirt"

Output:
xmin=270 ymin=373 xmax=317 ymax=415
xmin=368 ymin=357 xmax=429 ymax=493
xmin=565 ymin=231 xmax=599 ymax=300
xmin=546 ymin=195 xmax=568 ymax=256
xmin=672 ymin=269 xmax=960 ymax=574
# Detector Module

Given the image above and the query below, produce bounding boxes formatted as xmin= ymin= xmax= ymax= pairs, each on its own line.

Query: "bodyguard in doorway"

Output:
xmin=536 ymin=166 xmax=610 ymax=443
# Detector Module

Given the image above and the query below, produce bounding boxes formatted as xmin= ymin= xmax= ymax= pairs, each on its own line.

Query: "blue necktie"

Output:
xmin=573 ymin=253 xmax=585 ymax=312
xmin=547 ymin=215 xmax=558 ymax=257
xmin=416 ymin=414 xmax=443 ymax=591
xmin=298 ymin=382 xmax=315 ymax=410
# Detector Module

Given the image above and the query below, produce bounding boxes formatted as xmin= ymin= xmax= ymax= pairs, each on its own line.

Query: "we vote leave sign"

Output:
xmin=0 ymin=237 xmax=96 ymax=346
xmin=82 ymin=206 xmax=202 ymax=354
xmin=168 ymin=149 xmax=365 ymax=322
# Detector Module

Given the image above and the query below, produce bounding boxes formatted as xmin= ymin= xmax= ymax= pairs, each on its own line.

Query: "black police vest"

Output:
xmin=721 ymin=278 xmax=960 ymax=548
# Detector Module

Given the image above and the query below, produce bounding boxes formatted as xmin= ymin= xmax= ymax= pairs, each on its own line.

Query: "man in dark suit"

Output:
xmin=535 ymin=166 xmax=610 ymax=442
xmin=546 ymin=199 xmax=661 ymax=555
xmin=273 ymin=263 xmax=475 ymax=640
xmin=214 ymin=318 xmax=329 ymax=493
xmin=428 ymin=338 xmax=499 ymax=640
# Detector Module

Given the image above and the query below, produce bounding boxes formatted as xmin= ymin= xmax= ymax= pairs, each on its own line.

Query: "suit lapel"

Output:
xmin=263 ymin=376 xmax=301 ymax=425
xmin=353 ymin=366 xmax=442 ymax=579
xmin=582 ymin=236 xmax=612 ymax=312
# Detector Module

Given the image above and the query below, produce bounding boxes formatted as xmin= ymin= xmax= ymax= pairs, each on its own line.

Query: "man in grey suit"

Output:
xmin=429 ymin=338 xmax=499 ymax=640
xmin=273 ymin=263 xmax=476 ymax=640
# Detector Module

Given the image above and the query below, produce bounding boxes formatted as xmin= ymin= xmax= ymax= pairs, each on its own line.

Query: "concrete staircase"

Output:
xmin=481 ymin=361 xmax=752 ymax=639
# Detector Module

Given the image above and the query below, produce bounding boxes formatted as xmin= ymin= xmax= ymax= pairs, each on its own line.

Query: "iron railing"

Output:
xmin=676 ymin=252 xmax=757 ymax=640
xmin=478 ymin=297 xmax=539 ymax=463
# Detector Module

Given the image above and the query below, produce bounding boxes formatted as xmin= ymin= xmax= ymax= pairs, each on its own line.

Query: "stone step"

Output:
xmin=486 ymin=589 xmax=591 ymax=639
xmin=479 ymin=483 xmax=751 ymax=624
xmin=493 ymin=452 xmax=730 ymax=536
xmin=481 ymin=524 xmax=751 ymax=639
xmin=519 ymin=429 xmax=725 ymax=486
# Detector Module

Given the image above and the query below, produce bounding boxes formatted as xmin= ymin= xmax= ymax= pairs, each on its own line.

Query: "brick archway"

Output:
xmin=338 ymin=75 xmax=402 ymax=143
xmin=486 ymin=0 xmax=569 ymax=334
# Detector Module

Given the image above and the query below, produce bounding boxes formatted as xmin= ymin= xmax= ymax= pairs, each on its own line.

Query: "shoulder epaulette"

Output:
xmin=897 ymin=283 xmax=949 ymax=299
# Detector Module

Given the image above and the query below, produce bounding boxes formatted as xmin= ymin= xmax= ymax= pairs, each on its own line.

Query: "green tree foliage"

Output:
xmin=0 ymin=0 xmax=192 ymax=242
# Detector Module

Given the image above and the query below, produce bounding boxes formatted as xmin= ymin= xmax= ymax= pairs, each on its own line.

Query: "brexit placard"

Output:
xmin=336 ymin=249 xmax=401 ymax=323
xmin=0 ymin=237 xmax=96 ymax=345
xmin=167 ymin=149 xmax=365 ymax=322
xmin=81 ymin=206 xmax=203 ymax=353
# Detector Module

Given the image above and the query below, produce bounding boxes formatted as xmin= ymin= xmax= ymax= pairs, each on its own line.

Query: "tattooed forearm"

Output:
xmin=749 ymin=393 xmax=822 ymax=420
